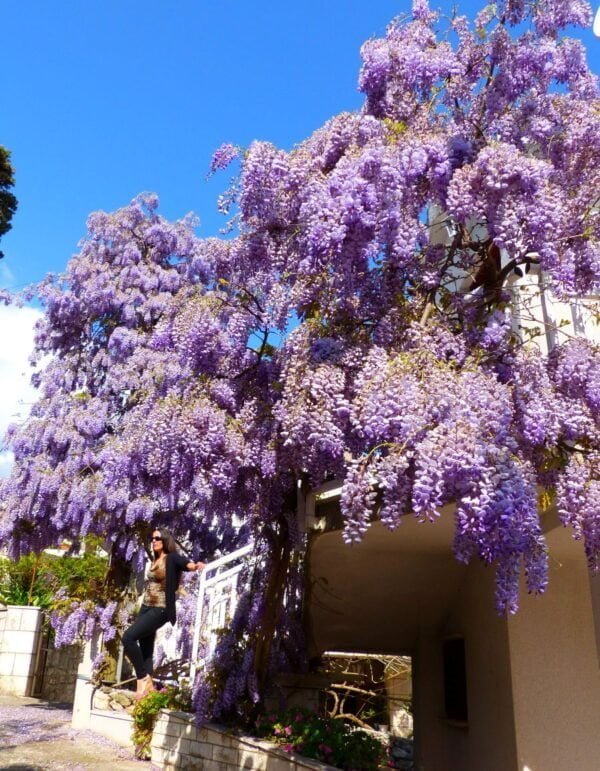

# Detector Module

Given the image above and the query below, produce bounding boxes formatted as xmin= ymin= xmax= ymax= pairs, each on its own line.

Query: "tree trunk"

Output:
xmin=252 ymin=523 xmax=292 ymax=692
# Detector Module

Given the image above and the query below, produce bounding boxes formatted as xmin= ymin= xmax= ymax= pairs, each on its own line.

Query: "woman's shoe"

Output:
xmin=135 ymin=675 xmax=154 ymax=700
xmin=135 ymin=678 xmax=145 ymax=700
xmin=140 ymin=674 xmax=155 ymax=698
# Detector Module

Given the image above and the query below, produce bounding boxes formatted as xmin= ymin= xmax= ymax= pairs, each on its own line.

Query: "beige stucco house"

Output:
xmin=303 ymin=489 xmax=600 ymax=771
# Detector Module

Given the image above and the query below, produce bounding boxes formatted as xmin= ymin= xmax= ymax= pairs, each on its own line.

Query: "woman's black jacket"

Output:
xmin=165 ymin=552 xmax=191 ymax=624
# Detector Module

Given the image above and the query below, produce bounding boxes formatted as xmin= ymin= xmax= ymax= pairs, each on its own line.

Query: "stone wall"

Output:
xmin=0 ymin=605 xmax=42 ymax=696
xmin=38 ymin=643 xmax=82 ymax=703
xmin=151 ymin=710 xmax=341 ymax=771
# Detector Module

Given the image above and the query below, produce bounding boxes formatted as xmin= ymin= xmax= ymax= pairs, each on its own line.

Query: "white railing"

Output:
xmin=189 ymin=542 xmax=254 ymax=683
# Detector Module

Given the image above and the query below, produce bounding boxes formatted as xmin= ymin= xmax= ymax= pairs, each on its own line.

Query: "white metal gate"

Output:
xmin=189 ymin=542 xmax=254 ymax=682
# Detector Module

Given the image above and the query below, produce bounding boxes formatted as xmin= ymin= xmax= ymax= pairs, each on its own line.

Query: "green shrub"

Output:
xmin=0 ymin=553 xmax=56 ymax=608
xmin=254 ymin=706 xmax=384 ymax=770
xmin=132 ymin=686 xmax=191 ymax=759
xmin=0 ymin=543 xmax=108 ymax=609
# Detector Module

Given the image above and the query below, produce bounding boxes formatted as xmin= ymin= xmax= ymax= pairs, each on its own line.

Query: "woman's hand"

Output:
xmin=186 ymin=561 xmax=206 ymax=572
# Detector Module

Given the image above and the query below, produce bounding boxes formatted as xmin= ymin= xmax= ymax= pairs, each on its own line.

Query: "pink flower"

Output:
xmin=282 ymin=743 xmax=294 ymax=753
xmin=284 ymin=726 xmax=292 ymax=736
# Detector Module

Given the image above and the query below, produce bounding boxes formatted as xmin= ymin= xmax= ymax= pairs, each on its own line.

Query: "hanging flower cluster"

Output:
xmin=50 ymin=596 xmax=124 ymax=648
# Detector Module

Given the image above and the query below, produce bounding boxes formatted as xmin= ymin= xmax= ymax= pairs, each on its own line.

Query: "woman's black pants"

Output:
xmin=122 ymin=605 xmax=168 ymax=679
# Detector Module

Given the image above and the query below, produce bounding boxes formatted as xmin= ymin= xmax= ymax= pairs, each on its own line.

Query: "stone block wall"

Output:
xmin=0 ymin=605 xmax=42 ymax=696
xmin=39 ymin=643 xmax=82 ymax=703
xmin=151 ymin=710 xmax=341 ymax=771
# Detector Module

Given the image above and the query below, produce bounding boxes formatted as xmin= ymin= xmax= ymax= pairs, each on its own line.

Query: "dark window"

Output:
xmin=442 ymin=637 xmax=468 ymax=723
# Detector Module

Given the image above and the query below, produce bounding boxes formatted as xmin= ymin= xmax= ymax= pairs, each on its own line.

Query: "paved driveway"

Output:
xmin=0 ymin=694 xmax=150 ymax=771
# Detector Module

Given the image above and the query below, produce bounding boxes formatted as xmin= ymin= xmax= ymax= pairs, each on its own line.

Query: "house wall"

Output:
xmin=507 ymin=528 xmax=600 ymax=771
xmin=508 ymin=267 xmax=600 ymax=355
xmin=414 ymin=562 xmax=517 ymax=771
xmin=307 ymin=513 xmax=469 ymax=655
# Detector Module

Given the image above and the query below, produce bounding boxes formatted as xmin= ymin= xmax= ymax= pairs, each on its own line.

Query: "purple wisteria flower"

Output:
xmin=209 ymin=142 xmax=240 ymax=174
xmin=1 ymin=0 xmax=599 ymax=723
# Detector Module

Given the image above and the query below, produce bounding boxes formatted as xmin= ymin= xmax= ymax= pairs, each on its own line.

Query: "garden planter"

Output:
xmin=151 ymin=710 xmax=341 ymax=771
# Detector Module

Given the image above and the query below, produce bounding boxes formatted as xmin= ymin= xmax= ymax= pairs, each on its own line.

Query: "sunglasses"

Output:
xmin=150 ymin=536 xmax=163 ymax=542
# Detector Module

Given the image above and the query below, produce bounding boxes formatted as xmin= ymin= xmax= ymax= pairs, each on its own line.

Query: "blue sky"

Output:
xmin=2 ymin=0 xmax=599 ymax=291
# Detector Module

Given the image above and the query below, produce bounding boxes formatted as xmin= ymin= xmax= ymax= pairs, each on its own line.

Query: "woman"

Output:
xmin=122 ymin=528 xmax=204 ymax=698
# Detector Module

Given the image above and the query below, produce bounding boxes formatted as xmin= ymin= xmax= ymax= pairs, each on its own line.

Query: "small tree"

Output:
xmin=0 ymin=145 xmax=17 ymax=258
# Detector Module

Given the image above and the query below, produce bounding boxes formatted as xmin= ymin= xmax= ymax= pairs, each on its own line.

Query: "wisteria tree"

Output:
xmin=1 ymin=0 xmax=600 ymax=722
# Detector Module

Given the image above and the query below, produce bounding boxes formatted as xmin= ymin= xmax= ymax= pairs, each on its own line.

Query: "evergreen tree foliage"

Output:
xmin=0 ymin=146 xmax=17 ymax=258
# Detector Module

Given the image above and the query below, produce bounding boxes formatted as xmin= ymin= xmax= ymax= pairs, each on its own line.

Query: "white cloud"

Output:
xmin=0 ymin=305 xmax=43 ymax=478
xmin=0 ymin=262 xmax=16 ymax=288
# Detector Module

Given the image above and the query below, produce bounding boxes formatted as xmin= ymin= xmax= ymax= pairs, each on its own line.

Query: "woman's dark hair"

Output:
xmin=151 ymin=528 xmax=178 ymax=557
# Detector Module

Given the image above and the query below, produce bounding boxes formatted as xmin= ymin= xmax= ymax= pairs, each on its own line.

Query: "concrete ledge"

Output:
xmin=89 ymin=708 xmax=134 ymax=749
xmin=72 ymin=679 xmax=94 ymax=730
